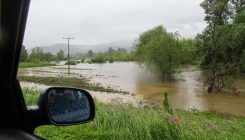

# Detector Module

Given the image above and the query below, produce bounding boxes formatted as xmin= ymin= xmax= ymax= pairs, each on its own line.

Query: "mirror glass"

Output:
xmin=47 ymin=88 xmax=91 ymax=123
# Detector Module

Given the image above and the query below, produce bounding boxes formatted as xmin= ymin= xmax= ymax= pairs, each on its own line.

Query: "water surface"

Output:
xmin=26 ymin=62 xmax=245 ymax=116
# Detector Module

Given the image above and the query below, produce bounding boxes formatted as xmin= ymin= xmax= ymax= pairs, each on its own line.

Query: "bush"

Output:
xmin=90 ymin=54 xmax=106 ymax=63
xmin=65 ymin=60 xmax=79 ymax=65
xmin=108 ymin=57 xmax=114 ymax=63
xmin=80 ymin=58 xmax=85 ymax=63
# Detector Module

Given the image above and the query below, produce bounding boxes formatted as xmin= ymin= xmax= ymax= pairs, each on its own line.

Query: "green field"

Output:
xmin=19 ymin=62 xmax=56 ymax=68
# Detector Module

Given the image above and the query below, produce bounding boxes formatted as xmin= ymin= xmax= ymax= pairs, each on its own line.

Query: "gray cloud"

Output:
xmin=23 ymin=0 xmax=206 ymax=48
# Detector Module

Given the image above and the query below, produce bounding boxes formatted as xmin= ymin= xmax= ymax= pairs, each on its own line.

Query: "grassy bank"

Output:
xmin=19 ymin=62 xmax=56 ymax=68
xmin=22 ymin=87 xmax=245 ymax=140
xmin=22 ymin=87 xmax=41 ymax=105
xmin=19 ymin=76 xmax=129 ymax=94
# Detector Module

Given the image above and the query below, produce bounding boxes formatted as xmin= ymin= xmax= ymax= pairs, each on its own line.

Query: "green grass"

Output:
xmin=22 ymin=87 xmax=245 ymax=140
xmin=34 ymin=105 xmax=245 ymax=140
xmin=19 ymin=62 xmax=56 ymax=68
xmin=22 ymin=87 xmax=42 ymax=106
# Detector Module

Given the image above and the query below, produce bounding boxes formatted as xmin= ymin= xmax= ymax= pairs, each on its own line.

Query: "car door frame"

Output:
xmin=0 ymin=0 xmax=35 ymax=133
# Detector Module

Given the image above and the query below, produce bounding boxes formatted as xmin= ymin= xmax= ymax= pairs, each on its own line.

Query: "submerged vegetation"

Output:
xmin=65 ymin=60 xmax=80 ymax=65
xmin=196 ymin=0 xmax=245 ymax=93
xmin=134 ymin=26 xmax=182 ymax=80
xmin=22 ymin=88 xmax=245 ymax=140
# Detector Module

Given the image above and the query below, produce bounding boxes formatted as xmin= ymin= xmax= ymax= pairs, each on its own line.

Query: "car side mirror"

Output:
xmin=38 ymin=87 xmax=95 ymax=125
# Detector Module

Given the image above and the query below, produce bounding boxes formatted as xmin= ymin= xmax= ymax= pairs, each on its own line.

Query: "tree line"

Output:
xmin=20 ymin=46 xmax=66 ymax=62
xmin=83 ymin=47 xmax=134 ymax=63
xmin=20 ymin=46 xmax=134 ymax=63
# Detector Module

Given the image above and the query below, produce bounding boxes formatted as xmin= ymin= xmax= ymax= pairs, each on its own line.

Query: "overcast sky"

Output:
xmin=23 ymin=0 xmax=206 ymax=48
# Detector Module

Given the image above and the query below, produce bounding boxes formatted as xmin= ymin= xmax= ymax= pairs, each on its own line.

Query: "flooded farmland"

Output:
xmin=20 ymin=62 xmax=245 ymax=116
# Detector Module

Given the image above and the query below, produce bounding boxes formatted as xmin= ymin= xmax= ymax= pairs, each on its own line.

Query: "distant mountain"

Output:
xmin=95 ymin=40 xmax=135 ymax=52
xmin=27 ymin=40 xmax=135 ymax=55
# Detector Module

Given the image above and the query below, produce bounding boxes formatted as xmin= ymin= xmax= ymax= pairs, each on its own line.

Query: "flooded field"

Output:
xmin=20 ymin=62 xmax=245 ymax=116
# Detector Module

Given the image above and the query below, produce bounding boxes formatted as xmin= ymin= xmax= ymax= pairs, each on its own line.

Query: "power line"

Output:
xmin=63 ymin=37 xmax=74 ymax=75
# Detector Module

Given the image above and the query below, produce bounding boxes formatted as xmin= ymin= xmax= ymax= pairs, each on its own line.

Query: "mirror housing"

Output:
xmin=37 ymin=87 xmax=95 ymax=125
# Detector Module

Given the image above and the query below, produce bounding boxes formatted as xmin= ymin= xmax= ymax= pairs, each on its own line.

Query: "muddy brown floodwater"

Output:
xmin=23 ymin=62 xmax=245 ymax=116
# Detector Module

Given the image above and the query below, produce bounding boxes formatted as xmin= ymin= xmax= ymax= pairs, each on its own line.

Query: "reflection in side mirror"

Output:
xmin=46 ymin=87 xmax=95 ymax=125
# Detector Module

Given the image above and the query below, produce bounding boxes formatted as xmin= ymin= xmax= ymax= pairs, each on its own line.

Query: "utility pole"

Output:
xmin=63 ymin=37 xmax=74 ymax=75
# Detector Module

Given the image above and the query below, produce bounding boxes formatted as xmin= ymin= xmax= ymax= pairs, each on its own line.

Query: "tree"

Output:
xmin=88 ymin=49 xmax=93 ymax=58
xmin=199 ymin=0 xmax=230 ymax=92
xmin=134 ymin=25 xmax=181 ymax=80
xmin=29 ymin=47 xmax=44 ymax=61
xmin=179 ymin=39 xmax=197 ymax=64
xmin=29 ymin=47 xmax=54 ymax=62
xmin=20 ymin=45 xmax=28 ymax=62
xmin=91 ymin=52 xmax=106 ymax=63
xmin=231 ymin=0 xmax=245 ymax=14
xmin=43 ymin=52 xmax=54 ymax=62
xmin=198 ymin=0 xmax=245 ymax=93
xmin=57 ymin=49 xmax=65 ymax=60
xmin=107 ymin=47 xmax=115 ymax=56
xmin=232 ymin=9 xmax=245 ymax=73
xmin=117 ymin=48 xmax=127 ymax=53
